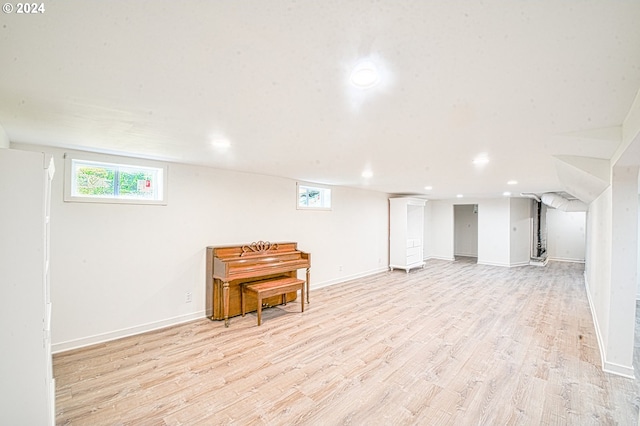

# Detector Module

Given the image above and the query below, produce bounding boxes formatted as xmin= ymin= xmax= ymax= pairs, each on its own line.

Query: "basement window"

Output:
xmin=64 ymin=155 xmax=167 ymax=205
xmin=297 ymin=183 xmax=331 ymax=210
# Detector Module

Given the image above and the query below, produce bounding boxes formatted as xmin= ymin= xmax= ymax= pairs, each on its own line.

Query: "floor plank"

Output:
xmin=54 ymin=259 xmax=640 ymax=425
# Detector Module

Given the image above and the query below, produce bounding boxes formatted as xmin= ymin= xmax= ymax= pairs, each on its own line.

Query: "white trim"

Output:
xmin=603 ymin=360 xmax=635 ymax=379
xmin=477 ymin=260 xmax=533 ymax=268
xmin=529 ymin=258 xmax=549 ymax=267
xmin=310 ymin=266 xmax=389 ymax=290
xmin=548 ymin=256 xmax=586 ymax=264
xmin=584 ymin=272 xmax=636 ymax=379
xmin=476 ymin=260 xmax=511 ymax=267
xmin=425 ymin=256 xmax=456 ymax=262
xmin=52 ymin=311 xmax=204 ymax=354
xmin=53 ymin=267 xmax=389 ymax=354
xmin=63 ymin=152 xmax=169 ymax=205
xmin=454 ymin=251 xmax=478 ymax=258
xmin=508 ymin=261 xmax=530 ymax=268
xmin=584 ymin=272 xmax=607 ymax=375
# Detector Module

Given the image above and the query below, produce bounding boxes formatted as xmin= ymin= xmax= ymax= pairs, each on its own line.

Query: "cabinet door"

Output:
xmin=406 ymin=247 xmax=422 ymax=265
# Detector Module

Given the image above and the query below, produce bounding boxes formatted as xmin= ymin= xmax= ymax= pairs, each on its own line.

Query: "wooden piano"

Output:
xmin=206 ymin=241 xmax=311 ymax=327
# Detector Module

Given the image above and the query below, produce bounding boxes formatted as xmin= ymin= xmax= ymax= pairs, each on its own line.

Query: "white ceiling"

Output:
xmin=1 ymin=1 xmax=640 ymax=199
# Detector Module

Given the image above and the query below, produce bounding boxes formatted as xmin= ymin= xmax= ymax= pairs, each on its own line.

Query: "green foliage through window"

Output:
xmin=70 ymin=159 xmax=164 ymax=202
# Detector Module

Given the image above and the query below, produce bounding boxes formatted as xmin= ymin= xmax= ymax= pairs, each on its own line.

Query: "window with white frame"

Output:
xmin=297 ymin=183 xmax=331 ymax=210
xmin=64 ymin=155 xmax=167 ymax=205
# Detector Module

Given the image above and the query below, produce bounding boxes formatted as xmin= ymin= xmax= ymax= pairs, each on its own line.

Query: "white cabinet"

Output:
xmin=389 ymin=197 xmax=426 ymax=273
xmin=0 ymin=149 xmax=55 ymax=425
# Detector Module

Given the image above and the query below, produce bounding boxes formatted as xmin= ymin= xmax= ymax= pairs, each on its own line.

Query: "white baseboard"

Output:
xmin=52 ymin=311 xmax=205 ymax=354
xmin=476 ymin=260 xmax=510 ymax=267
xmin=603 ymin=360 xmax=635 ymax=379
xmin=53 ymin=267 xmax=389 ymax=354
xmin=426 ymin=255 xmax=455 ymax=262
xmin=312 ymin=266 xmax=389 ymax=290
xmin=454 ymin=252 xmax=478 ymax=258
xmin=529 ymin=258 xmax=548 ymax=267
xmin=548 ymin=256 xmax=585 ymax=264
xmin=583 ymin=272 xmax=635 ymax=379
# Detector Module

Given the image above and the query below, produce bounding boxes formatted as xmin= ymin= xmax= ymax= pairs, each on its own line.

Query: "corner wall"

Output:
xmin=547 ymin=209 xmax=586 ymax=262
xmin=509 ymin=198 xmax=532 ymax=267
xmin=425 ymin=198 xmax=531 ymax=267
xmin=426 ymin=201 xmax=454 ymax=261
xmin=584 ymin=89 xmax=640 ymax=378
xmin=477 ymin=198 xmax=511 ymax=266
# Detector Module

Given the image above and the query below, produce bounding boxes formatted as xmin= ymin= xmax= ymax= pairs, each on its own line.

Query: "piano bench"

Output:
xmin=241 ymin=277 xmax=305 ymax=326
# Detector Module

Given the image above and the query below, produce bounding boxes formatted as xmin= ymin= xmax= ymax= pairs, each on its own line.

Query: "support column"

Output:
xmin=605 ymin=164 xmax=639 ymax=377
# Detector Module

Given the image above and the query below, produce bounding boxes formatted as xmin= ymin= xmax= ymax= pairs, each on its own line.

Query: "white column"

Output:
xmin=605 ymin=164 xmax=639 ymax=376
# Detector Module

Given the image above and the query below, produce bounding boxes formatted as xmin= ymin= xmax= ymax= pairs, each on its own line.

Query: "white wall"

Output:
xmin=583 ymin=89 xmax=640 ymax=378
xmin=426 ymin=201 xmax=454 ymax=260
xmin=423 ymin=201 xmax=432 ymax=259
xmin=477 ymin=198 xmax=510 ymax=266
xmin=427 ymin=198 xmax=530 ymax=267
xmin=454 ymin=204 xmax=478 ymax=257
xmin=509 ymin=198 xmax=532 ymax=267
xmin=14 ymin=145 xmax=390 ymax=352
xmin=0 ymin=123 xmax=9 ymax=148
xmin=585 ymin=188 xmax=613 ymax=354
xmin=0 ymin=149 xmax=53 ymax=425
xmin=547 ymin=208 xmax=586 ymax=262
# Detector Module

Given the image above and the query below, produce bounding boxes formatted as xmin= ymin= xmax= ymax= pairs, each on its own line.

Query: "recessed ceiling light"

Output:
xmin=503 ymin=191 xmax=511 ymax=196
xmin=507 ymin=180 xmax=518 ymax=185
xmin=472 ymin=154 xmax=489 ymax=165
xmin=350 ymin=61 xmax=380 ymax=89
xmin=362 ymin=170 xmax=373 ymax=178
xmin=212 ymin=138 xmax=231 ymax=149
xmin=424 ymin=186 xmax=433 ymax=191
xmin=456 ymin=194 xmax=464 ymax=198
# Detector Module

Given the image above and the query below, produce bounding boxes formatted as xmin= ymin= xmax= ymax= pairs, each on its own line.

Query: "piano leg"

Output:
xmin=306 ymin=267 xmax=311 ymax=304
xmin=223 ymin=281 xmax=230 ymax=327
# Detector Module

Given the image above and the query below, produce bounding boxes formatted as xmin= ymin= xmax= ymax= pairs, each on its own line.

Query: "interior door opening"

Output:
xmin=454 ymin=204 xmax=478 ymax=263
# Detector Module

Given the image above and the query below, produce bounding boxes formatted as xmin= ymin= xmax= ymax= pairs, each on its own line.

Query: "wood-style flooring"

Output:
xmin=54 ymin=259 xmax=640 ymax=425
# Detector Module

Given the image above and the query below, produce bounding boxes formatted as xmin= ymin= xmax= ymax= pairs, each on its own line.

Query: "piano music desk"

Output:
xmin=241 ymin=277 xmax=305 ymax=326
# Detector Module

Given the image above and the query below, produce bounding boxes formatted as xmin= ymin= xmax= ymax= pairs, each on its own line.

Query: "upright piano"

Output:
xmin=206 ymin=241 xmax=311 ymax=327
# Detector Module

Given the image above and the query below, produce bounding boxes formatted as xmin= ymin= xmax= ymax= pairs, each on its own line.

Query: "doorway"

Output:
xmin=454 ymin=204 xmax=478 ymax=262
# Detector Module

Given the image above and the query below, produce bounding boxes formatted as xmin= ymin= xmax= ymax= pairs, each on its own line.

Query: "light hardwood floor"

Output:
xmin=54 ymin=259 xmax=640 ymax=425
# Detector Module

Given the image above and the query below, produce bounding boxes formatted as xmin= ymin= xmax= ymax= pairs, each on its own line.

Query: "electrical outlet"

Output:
xmin=185 ymin=292 xmax=192 ymax=303
xmin=338 ymin=265 xmax=343 ymax=272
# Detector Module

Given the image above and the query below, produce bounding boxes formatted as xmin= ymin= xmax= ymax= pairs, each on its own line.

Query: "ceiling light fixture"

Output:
xmin=361 ymin=170 xmax=373 ymax=178
xmin=350 ymin=61 xmax=380 ymax=89
xmin=503 ymin=191 xmax=511 ymax=196
xmin=507 ymin=180 xmax=518 ymax=185
xmin=472 ymin=154 xmax=490 ymax=165
xmin=424 ymin=186 xmax=433 ymax=191
xmin=456 ymin=194 xmax=464 ymax=198
xmin=212 ymin=138 xmax=231 ymax=149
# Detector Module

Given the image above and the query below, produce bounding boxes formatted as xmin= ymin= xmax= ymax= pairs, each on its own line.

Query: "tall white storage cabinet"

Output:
xmin=0 ymin=148 xmax=55 ymax=425
xmin=389 ymin=197 xmax=426 ymax=273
